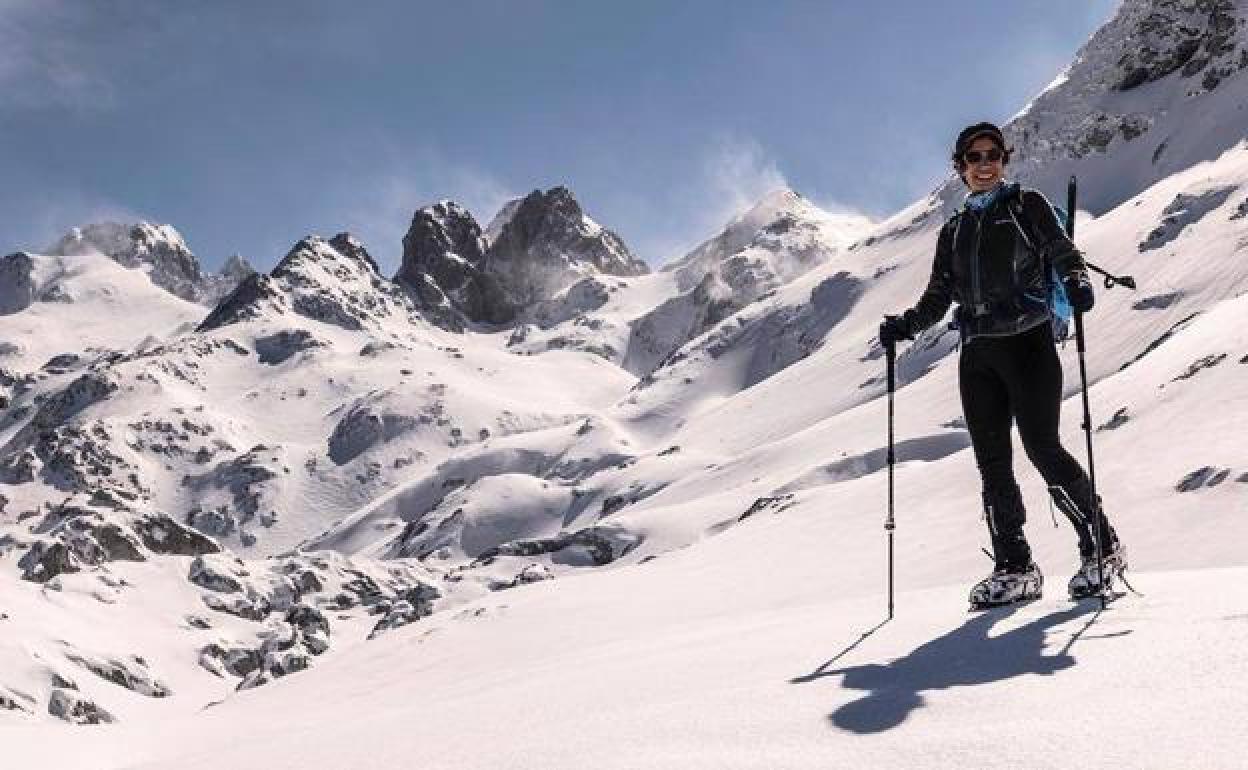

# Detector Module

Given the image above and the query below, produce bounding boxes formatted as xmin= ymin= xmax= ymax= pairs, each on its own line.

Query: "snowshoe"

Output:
xmin=969 ymin=562 xmax=1043 ymax=610
xmin=1068 ymin=542 xmax=1127 ymax=600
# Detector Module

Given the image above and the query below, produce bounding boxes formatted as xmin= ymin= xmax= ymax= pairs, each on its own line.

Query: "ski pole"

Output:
xmin=885 ymin=340 xmax=896 ymax=620
xmin=1065 ymin=176 xmax=1106 ymax=608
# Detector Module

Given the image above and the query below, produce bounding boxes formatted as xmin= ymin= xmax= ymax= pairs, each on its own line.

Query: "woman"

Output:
xmin=879 ymin=122 xmax=1125 ymax=608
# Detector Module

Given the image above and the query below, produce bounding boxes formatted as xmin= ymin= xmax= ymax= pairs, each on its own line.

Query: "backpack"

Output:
xmin=1007 ymin=194 xmax=1074 ymax=343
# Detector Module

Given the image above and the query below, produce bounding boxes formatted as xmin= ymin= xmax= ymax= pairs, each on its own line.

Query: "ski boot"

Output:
xmin=1068 ymin=541 xmax=1127 ymax=600
xmin=969 ymin=562 xmax=1043 ymax=610
xmin=1048 ymin=478 xmax=1126 ymax=600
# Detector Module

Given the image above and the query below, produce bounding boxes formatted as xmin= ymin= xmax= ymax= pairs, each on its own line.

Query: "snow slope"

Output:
xmin=1 ymin=0 xmax=1246 ymax=765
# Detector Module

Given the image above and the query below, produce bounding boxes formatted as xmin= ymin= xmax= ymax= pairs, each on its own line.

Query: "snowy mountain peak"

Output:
xmin=50 ymin=222 xmax=203 ymax=302
xmin=200 ymin=233 xmax=417 ymax=333
xmin=46 ymin=221 xmax=250 ymax=305
xmin=52 ymin=221 xmax=191 ymax=261
xmin=485 ymin=186 xmax=649 ymax=305
xmin=961 ymin=0 xmax=1248 ymax=214
xmin=662 ymin=188 xmax=871 ymax=291
xmin=395 ymin=201 xmax=513 ymax=329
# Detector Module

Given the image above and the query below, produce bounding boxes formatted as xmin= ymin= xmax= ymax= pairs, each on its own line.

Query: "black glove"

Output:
xmin=879 ymin=314 xmax=913 ymax=348
xmin=1063 ymin=273 xmax=1095 ymax=313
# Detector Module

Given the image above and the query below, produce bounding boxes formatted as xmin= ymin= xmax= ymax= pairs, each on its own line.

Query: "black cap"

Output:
xmin=953 ymin=122 xmax=1007 ymax=162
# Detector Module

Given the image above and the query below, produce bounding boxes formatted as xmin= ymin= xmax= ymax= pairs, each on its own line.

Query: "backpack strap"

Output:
xmin=1009 ymin=189 xmax=1074 ymax=343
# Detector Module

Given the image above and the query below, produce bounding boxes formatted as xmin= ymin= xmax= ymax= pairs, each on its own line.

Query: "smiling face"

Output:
xmin=961 ymin=136 xmax=1005 ymax=192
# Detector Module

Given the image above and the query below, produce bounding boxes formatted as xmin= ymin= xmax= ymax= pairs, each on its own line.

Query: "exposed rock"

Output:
xmin=62 ymin=648 xmax=171 ymax=698
xmin=1132 ymin=291 xmax=1185 ymax=310
xmin=16 ymin=499 xmax=218 ymax=583
xmin=1096 ymin=407 xmax=1131 ymax=432
xmin=523 ymin=276 xmax=613 ymax=330
xmin=286 ymin=604 xmax=330 ymax=640
xmin=472 ymin=526 xmax=641 ymax=568
xmin=199 ymin=642 xmax=264 ymax=679
xmin=198 ymin=272 xmax=286 ymax=330
xmin=189 ymin=555 xmax=245 ymax=593
xmin=483 ymin=197 xmax=522 ymax=245
xmin=1119 ymin=312 xmax=1202 ymax=372
xmin=201 ymin=601 xmax=332 ymax=686
xmin=328 ymin=403 xmax=420 ymax=465
xmin=624 ymin=271 xmax=738 ymax=375
xmin=203 ymin=592 xmax=273 ymax=622
xmin=254 ymin=329 xmax=328 ymax=365
xmin=367 ymin=584 xmax=440 ymax=639
xmin=0 ymin=688 xmax=33 ymax=714
xmin=1139 ymin=187 xmax=1238 ymax=251
xmin=129 ymin=511 xmax=218 ymax=556
xmin=182 ymin=446 xmax=285 ymax=548
xmin=0 ymin=252 xmax=35 ymax=315
xmin=18 ymin=541 xmax=79 ymax=582
xmin=1176 ymin=466 xmax=1232 ymax=491
xmin=395 ymin=201 xmax=517 ymax=328
xmin=47 ymin=688 xmax=114 ymax=724
xmin=200 ymin=254 xmax=257 ymax=304
xmin=200 ymin=234 xmax=418 ymax=332
xmin=511 ymin=562 xmax=555 ymax=585
xmin=6 ymin=370 xmax=118 ymax=445
xmin=1172 ymin=353 xmax=1228 ymax=381
xmin=483 ymin=187 xmax=648 ymax=307
xmin=1114 ymin=0 xmax=1241 ymax=92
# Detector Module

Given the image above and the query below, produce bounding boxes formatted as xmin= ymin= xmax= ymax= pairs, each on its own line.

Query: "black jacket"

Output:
xmin=903 ymin=182 xmax=1088 ymax=342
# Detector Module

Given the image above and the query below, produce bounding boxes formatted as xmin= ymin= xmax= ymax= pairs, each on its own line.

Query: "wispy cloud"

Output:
xmin=1 ymin=188 xmax=146 ymax=254
xmin=624 ymin=133 xmax=868 ymax=267
xmin=0 ymin=0 xmax=116 ymax=110
xmin=701 ymin=134 xmax=791 ymax=225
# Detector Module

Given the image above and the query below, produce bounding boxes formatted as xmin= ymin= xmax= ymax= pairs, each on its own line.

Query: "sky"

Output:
xmin=0 ymin=0 xmax=1121 ymax=274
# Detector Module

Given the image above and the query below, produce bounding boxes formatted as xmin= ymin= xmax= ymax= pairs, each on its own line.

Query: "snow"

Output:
xmin=2 ymin=2 xmax=1248 ymax=765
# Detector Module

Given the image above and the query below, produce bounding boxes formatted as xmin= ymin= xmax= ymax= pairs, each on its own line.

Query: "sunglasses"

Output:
xmin=963 ymin=148 xmax=1004 ymax=165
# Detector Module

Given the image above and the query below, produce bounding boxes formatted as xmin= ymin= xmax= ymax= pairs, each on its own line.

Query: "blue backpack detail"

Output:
xmin=1013 ymin=196 xmax=1074 ymax=343
xmin=1046 ymin=204 xmax=1074 ymax=342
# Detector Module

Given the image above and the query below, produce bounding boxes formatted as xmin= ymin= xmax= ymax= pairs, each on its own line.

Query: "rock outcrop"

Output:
xmin=396 ymin=189 xmax=645 ymax=329
xmin=484 ymin=187 xmax=648 ymax=306
xmin=395 ymin=201 xmax=517 ymax=328
xmin=0 ymin=252 xmax=35 ymax=315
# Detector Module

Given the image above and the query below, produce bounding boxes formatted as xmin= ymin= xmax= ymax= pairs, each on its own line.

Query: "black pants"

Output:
xmin=959 ymin=321 xmax=1113 ymax=568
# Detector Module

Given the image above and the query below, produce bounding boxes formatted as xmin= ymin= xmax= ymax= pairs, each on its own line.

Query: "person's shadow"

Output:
xmin=792 ymin=602 xmax=1123 ymax=734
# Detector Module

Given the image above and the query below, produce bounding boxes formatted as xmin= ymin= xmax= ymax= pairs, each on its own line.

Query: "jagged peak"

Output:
xmin=942 ymin=0 xmax=1248 ymax=215
xmin=484 ymin=198 xmax=523 ymax=245
xmin=219 ymin=254 xmax=255 ymax=278
xmin=49 ymin=221 xmax=191 ymax=261
xmin=274 ymin=233 xmax=380 ymax=279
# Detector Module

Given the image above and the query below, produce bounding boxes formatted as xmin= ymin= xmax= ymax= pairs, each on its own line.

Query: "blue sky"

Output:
xmin=1 ymin=0 xmax=1120 ymax=273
